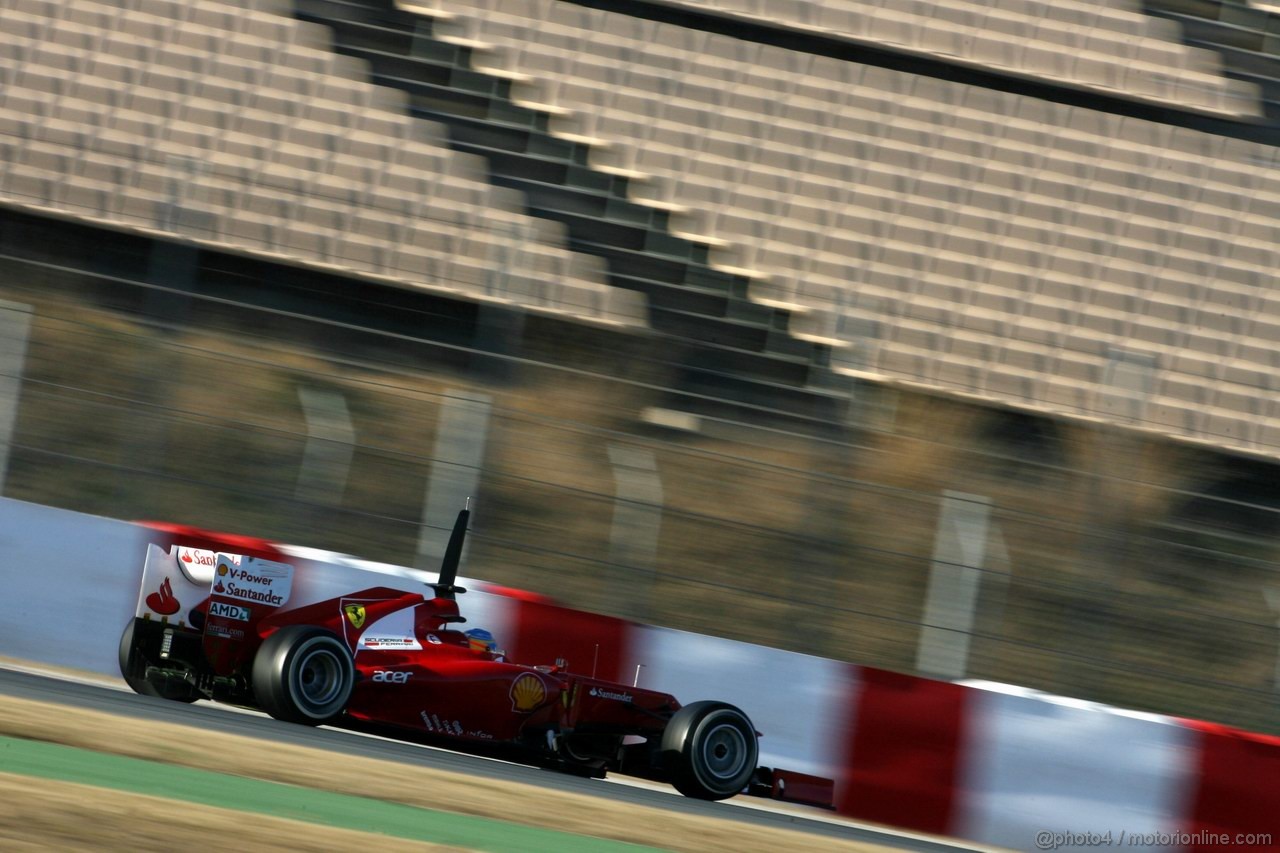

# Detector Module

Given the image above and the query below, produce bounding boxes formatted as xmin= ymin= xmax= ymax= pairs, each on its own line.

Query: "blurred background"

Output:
xmin=1 ymin=0 xmax=1279 ymax=737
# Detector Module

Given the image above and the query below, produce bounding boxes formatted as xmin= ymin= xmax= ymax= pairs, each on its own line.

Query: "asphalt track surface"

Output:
xmin=0 ymin=667 xmax=983 ymax=852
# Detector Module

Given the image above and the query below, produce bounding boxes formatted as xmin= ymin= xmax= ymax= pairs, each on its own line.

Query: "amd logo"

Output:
xmin=372 ymin=670 xmax=412 ymax=684
xmin=208 ymin=601 xmax=250 ymax=622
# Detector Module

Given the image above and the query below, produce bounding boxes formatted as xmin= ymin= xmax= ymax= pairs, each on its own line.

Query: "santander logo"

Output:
xmin=211 ymin=559 xmax=293 ymax=607
xmin=145 ymin=577 xmax=181 ymax=616
xmin=174 ymin=545 xmax=236 ymax=584
xmin=174 ymin=547 xmax=224 ymax=585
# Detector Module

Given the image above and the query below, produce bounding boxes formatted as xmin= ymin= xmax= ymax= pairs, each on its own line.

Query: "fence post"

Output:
xmin=916 ymin=490 xmax=992 ymax=679
xmin=417 ymin=391 xmax=492 ymax=570
xmin=607 ymin=444 xmax=663 ymax=622
xmin=295 ymin=386 xmax=355 ymax=506
xmin=0 ymin=300 xmax=32 ymax=496
xmin=1264 ymin=588 xmax=1280 ymax=693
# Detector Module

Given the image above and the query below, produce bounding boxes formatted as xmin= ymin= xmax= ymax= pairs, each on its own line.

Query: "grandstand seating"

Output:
xmin=1144 ymin=0 xmax=1280 ymax=119
xmin=2 ymin=0 xmax=1277 ymax=450
xmin=624 ymin=0 xmax=1261 ymax=116
xmin=0 ymin=0 xmax=643 ymax=326
xmin=415 ymin=0 xmax=1280 ymax=454
xmin=299 ymin=0 xmax=851 ymax=427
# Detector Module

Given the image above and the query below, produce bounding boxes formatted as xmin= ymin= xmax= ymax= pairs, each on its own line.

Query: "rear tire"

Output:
xmin=117 ymin=619 xmax=197 ymax=703
xmin=661 ymin=701 xmax=758 ymax=800
xmin=251 ymin=626 xmax=353 ymax=725
xmin=118 ymin=619 xmax=157 ymax=697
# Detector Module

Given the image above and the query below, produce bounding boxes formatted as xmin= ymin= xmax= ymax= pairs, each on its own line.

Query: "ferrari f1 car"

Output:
xmin=120 ymin=509 xmax=832 ymax=804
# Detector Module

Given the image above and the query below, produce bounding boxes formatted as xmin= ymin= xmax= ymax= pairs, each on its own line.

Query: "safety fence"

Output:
xmin=1 ymin=247 xmax=1280 ymax=737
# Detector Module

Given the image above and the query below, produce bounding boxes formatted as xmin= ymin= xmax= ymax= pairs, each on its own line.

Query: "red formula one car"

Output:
xmin=120 ymin=509 xmax=811 ymax=802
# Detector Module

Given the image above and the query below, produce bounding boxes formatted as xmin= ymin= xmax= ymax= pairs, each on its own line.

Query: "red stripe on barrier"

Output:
xmin=837 ymin=667 xmax=967 ymax=835
xmin=1182 ymin=719 xmax=1280 ymax=852
xmin=509 ymin=600 xmax=631 ymax=684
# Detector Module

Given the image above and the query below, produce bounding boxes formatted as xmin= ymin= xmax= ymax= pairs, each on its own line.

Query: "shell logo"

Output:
xmin=509 ymin=672 xmax=547 ymax=713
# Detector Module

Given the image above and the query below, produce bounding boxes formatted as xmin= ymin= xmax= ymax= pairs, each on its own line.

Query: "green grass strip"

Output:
xmin=0 ymin=735 xmax=666 ymax=852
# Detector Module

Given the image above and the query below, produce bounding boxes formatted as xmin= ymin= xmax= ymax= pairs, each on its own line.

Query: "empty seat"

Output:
xmin=424 ymin=0 xmax=1280 ymax=455
xmin=630 ymin=0 xmax=1261 ymax=116
xmin=0 ymin=0 xmax=641 ymax=328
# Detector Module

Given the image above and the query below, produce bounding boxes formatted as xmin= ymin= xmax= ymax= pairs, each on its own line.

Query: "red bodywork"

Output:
xmin=255 ymin=586 xmax=680 ymax=746
xmin=129 ymin=522 xmax=835 ymax=807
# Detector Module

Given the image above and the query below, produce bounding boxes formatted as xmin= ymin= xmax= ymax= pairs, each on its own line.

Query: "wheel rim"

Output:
xmin=292 ymin=644 xmax=346 ymax=711
xmin=699 ymin=721 xmax=750 ymax=783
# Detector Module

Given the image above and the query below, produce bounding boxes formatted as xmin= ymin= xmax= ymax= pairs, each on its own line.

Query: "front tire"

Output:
xmin=251 ymin=626 xmax=353 ymax=725
xmin=661 ymin=701 xmax=758 ymax=800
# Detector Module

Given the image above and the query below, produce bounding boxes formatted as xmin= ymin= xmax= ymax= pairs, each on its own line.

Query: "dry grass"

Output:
xmin=0 ymin=773 xmax=456 ymax=853
xmin=0 ymin=692 xmax=896 ymax=853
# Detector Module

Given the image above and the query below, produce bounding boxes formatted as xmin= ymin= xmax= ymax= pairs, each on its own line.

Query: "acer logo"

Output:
xmin=372 ymin=670 xmax=412 ymax=684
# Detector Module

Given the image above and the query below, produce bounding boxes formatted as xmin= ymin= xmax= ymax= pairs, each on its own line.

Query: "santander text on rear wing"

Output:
xmin=134 ymin=542 xmax=296 ymax=673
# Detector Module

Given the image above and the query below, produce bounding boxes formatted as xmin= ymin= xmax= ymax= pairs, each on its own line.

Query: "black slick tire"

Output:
xmin=661 ymin=700 xmax=759 ymax=800
xmin=117 ymin=619 xmax=197 ymax=702
xmin=119 ymin=618 xmax=160 ymax=697
xmin=251 ymin=625 xmax=354 ymax=725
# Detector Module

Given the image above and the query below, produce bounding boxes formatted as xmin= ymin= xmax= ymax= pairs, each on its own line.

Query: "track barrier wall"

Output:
xmin=0 ymin=497 xmax=1276 ymax=851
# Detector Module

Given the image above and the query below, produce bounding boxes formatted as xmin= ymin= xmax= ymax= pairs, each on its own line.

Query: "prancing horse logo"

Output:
xmin=343 ymin=604 xmax=366 ymax=630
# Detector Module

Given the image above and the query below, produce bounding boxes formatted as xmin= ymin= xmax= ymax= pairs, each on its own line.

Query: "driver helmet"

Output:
xmin=465 ymin=628 xmax=498 ymax=655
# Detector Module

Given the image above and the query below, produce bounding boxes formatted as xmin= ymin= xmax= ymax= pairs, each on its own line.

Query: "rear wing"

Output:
xmin=135 ymin=542 xmax=296 ymax=674
xmin=132 ymin=509 xmax=488 ymax=674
